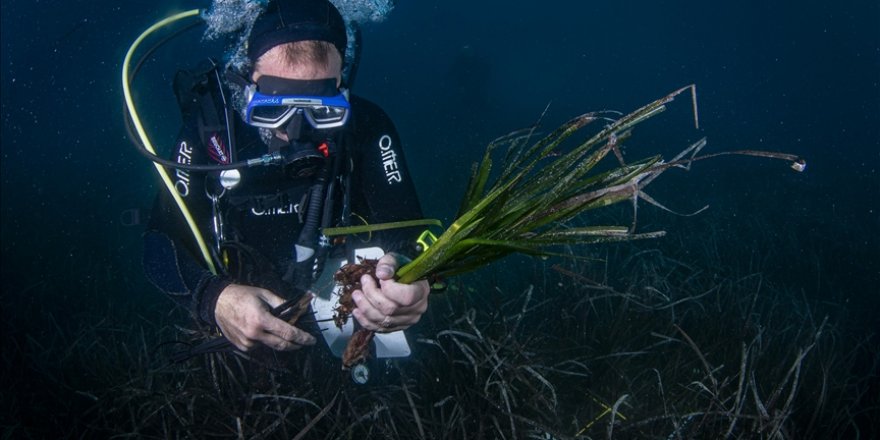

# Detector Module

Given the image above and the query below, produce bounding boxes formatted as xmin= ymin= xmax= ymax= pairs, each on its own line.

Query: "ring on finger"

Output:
xmin=381 ymin=315 xmax=393 ymax=329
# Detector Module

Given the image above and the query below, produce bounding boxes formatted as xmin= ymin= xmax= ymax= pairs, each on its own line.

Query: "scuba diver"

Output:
xmin=140 ymin=0 xmax=431 ymax=364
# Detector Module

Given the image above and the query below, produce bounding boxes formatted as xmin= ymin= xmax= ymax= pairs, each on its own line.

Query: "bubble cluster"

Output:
xmin=200 ymin=0 xmax=394 ymax=91
xmin=341 ymin=24 xmax=360 ymax=84
xmin=202 ymin=1 xmax=260 ymax=77
xmin=201 ymin=0 xmax=267 ymax=40
xmin=329 ymin=0 xmax=395 ymax=24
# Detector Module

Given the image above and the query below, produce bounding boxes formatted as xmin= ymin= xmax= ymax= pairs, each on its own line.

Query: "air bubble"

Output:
xmin=200 ymin=0 xmax=395 ymax=104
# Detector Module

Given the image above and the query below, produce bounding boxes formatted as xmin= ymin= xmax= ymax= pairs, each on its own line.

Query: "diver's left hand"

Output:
xmin=351 ymin=253 xmax=430 ymax=332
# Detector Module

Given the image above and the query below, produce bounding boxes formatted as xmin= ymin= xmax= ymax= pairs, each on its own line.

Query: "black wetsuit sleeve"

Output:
xmin=142 ymin=124 xmax=231 ymax=327
xmin=349 ymin=97 xmax=424 ymax=258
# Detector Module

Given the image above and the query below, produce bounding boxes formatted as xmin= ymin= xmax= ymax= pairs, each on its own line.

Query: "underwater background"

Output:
xmin=2 ymin=0 xmax=878 ymax=438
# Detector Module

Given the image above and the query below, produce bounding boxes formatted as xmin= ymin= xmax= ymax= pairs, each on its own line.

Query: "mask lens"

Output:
xmin=305 ymin=106 xmax=347 ymax=128
xmin=251 ymin=105 xmax=296 ymax=127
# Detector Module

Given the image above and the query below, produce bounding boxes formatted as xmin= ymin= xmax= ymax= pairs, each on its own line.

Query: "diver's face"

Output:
xmin=252 ymin=44 xmax=343 ymax=142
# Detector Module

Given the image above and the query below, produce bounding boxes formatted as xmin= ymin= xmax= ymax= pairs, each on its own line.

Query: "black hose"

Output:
xmin=126 ymin=127 xmax=262 ymax=171
xmin=311 ymin=147 xmax=344 ymax=279
xmin=287 ymin=161 xmax=330 ymax=291
xmin=123 ymin=16 xmax=261 ymax=172
xmin=299 ymin=181 xmax=325 ymax=251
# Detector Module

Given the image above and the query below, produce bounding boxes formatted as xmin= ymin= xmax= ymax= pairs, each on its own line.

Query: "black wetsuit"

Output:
xmin=143 ymin=64 xmax=423 ymax=327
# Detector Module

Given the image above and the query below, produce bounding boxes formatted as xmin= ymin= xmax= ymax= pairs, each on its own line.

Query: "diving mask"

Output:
xmin=244 ymin=76 xmax=351 ymax=130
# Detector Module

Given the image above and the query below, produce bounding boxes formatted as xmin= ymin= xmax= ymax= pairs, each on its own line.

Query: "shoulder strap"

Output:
xmin=173 ymin=59 xmax=236 ymax=165
xmin=172 ymin=59 xmax=239 ymax=271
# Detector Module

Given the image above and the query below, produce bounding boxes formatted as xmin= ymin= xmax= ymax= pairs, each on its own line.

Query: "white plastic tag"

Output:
xmin=310 ymin=247 xmax=412 ymax=358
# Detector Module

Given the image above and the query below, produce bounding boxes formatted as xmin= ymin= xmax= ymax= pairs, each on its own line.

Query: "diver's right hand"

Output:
xmin=214 ymin=284 xmax=316 ymax=352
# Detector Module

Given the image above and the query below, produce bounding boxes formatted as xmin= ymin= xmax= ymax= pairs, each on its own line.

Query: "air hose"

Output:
xmin=122 ymin=9 xmax=219 ymax=273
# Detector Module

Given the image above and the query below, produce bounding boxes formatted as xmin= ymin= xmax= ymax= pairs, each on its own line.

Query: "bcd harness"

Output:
xmin=174 ymin=58 xmax=352 ymax=293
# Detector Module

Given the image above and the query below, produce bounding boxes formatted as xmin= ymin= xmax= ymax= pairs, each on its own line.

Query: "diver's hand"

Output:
xmin=214 ymin=284 xmax=315 ymax=351
xmin=351 ymin=253 xmax=431 ymax=332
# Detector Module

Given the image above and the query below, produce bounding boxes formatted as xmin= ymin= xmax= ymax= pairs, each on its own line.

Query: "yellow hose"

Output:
xmin=121 ymin=9 xmax=218 ymax=274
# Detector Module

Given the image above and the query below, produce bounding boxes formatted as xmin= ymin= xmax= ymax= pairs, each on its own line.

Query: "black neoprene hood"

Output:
xmin=247 ymin=0 xmax=347 ymax=63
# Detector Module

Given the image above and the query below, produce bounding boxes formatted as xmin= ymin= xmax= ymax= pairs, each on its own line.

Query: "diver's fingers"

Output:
xmin=262 ymin=316 xmax=315 ymax=348
xmin=215 ymin=284 xmax=317 ymax=351
xmin=374 ymin=253 xmax=400 ymax=280
xmin=223 ymin=327 xmax=255 ymax=352
xmin=258 ymin=332 xmax=303 ymax=351
xmin=215 ymin=284 xmax=267 ymax=351
xmin=356 ymin=275 xmax=428 ymax=315
xmin=256 ymin=288 xmax=287 ymax=309
xmin=352 ymin=276 xmax=428 ymax=332
xmin=350 ymin=275 xmax=393 ymax=329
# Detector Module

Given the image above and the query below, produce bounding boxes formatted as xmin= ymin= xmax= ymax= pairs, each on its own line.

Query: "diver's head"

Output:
xmin=249 ymin=0 xmax=346 ymax=88
xmin=239 ymin=0 xmax=350 ymax=176
xmin=246 ymin=0 xmax=347 ymax=69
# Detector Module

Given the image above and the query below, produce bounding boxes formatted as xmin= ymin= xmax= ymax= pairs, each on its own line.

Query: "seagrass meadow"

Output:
xmin=2 ymin=0 xmax=878 ymax=438
xmin=2 ymin=215 xmax=877 ymax=438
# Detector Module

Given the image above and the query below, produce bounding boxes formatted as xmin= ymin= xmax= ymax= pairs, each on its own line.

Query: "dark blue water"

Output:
xmin=2 ymin=0 xmax=878 ymax=437
xmin=3 ymin=0 xmax=876 ymax=321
